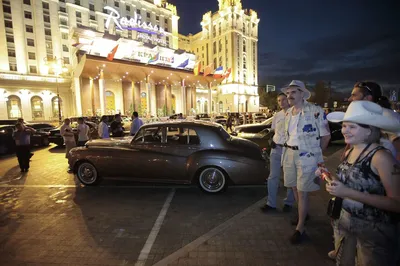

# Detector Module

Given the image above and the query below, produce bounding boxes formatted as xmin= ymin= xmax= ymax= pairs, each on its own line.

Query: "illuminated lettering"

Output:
xmin=104 ymin=6 xmax=165 ymax=35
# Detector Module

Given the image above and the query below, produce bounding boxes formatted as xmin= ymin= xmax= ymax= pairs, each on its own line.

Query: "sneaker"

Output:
xmin=328 ymin=250 xmax=336 ymax=260
xmin=291 ymin=214 xmax=310 ymax=225
xmin=282 ymin=204 xmax=292 ymax=212
xmin=260 ymin=204 xmax=277 ymax=212
xmin=290 ymin=230 xmax=305 ymax=245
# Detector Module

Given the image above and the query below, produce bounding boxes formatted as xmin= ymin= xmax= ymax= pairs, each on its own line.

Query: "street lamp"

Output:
xmin=43 ymin=57 xmax=68 ymax=124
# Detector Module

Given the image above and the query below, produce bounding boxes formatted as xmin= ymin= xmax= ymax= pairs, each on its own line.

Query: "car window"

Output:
xmin=134 ymin=127 xmax=162 ymax=143
xmin=165 ymin=127 xmax=199 ymax=145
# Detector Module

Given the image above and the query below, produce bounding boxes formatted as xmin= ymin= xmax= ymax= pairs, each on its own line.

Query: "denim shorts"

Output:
xmin=333 ymin=209 xmax=397 ymax=266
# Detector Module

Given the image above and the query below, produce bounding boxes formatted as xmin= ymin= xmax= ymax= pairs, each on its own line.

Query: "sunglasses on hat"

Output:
xmin=355 ymin=82 xmax=372 ymax=94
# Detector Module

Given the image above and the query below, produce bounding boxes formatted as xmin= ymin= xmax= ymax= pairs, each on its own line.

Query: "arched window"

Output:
xmin=51 ymin=96 xmax=63 ymax=120
xmin=204 ymin=100 xmax=208 ymax=113
xmin=7 ymin=95 xmax=22 ymax=119
xmin=218 ymin=101 xmax=223 ymax=113
xmin=243 ymin=56 xmax=247 ymax=69
xmin=243 ymin=38 xmax=246 ymax=53
xmin=31 ymin=96 xmax=44 ymax=120
xmin=212 ymin=101 xmax=214 ymax=112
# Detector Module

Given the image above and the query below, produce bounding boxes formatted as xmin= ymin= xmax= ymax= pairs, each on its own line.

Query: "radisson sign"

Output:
xmin=104 ymin=6 xmax=166 ymax=35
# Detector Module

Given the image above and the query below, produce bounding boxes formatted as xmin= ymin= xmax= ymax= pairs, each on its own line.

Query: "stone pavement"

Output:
xmin=149 ymin=149 xmax=343 ymax=266
xmin=0 ymin=145 xmax=344 ymax=265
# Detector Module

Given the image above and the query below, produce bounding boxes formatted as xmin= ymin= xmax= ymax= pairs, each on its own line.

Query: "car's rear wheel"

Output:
xmin=76 ymin=161 xmax=102 ymax=185
xmin=198 ymin=167 xmax=227 ymax=193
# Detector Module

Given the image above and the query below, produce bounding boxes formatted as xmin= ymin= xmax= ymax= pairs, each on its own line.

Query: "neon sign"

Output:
xmin=104 ymin=6 xmax=165 ymax=35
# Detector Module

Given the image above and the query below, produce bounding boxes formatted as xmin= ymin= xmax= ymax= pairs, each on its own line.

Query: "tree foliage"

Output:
xmin=259 ymin=91 xmax=278 ymax=110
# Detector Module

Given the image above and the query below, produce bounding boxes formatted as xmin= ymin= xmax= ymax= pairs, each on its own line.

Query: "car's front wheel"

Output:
xmin=198 ymin=167 xmax=227 ymax=193
xmin=76 ymin=161 xmax=102 ymax=185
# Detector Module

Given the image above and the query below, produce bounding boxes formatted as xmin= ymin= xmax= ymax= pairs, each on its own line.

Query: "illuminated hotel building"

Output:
xmin=179 ymin=0 xmax=260 ymax=113
xmin=0 ymin=0 xmax=259 ymax=121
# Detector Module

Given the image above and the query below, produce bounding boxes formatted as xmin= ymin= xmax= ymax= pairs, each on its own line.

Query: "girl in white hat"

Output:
xmin=324 ymin=100 xmax=400 ymax=266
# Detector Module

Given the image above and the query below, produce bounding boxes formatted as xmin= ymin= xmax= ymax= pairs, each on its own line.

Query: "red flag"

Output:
xmin=223 ymin=68 xmax=232 ymax=79
xmin=107 ymin=44 xmax=119 ymax=61
xmin=203 ymin=63 xmax=214 ymax=77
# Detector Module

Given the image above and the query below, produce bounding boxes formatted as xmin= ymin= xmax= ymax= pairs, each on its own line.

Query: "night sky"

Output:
xmin=169 ymin=0 xmax=400 ymax=92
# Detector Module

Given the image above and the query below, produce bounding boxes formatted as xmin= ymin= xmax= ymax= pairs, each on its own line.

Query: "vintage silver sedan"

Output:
xmin=68 ymin=121 xmax=267 ymax=193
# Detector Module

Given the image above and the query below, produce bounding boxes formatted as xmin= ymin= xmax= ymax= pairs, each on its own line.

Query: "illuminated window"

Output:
xmin=7 ymin=95 xmax=22 ymax=119
xmin=28 ymin=52 xmax=36 ymax=60
xmin=29 ymin=66 xmax=37 ymax=73
xmin=31 ymin=96 xmax=44 ymax=120
xmin=9 ymin=63 xmax=17 ymax=71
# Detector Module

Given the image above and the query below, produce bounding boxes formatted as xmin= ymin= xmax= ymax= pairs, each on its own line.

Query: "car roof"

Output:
xmin=142 ymin=120 xmax=221 ymax=129
xmin=0 ymin=124 xmax=14 ymax=129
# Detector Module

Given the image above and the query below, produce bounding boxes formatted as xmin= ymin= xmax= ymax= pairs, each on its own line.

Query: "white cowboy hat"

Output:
xmin=327 ymin=101 xmax=400 ymax=133
xmin=281 ymin=80 xmax=311 ymax=100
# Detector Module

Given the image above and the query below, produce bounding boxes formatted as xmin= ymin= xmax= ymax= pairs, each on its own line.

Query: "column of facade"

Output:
xmin=90 ymin=78 xmax=95 ymax=116
xmin=181 ymin=79 xmax=186 ymax=115
xmin=0 ymin=89 xmax=7 ymax=120
xmin=207 ymin=82 xmax=212 ymax=114
xmin=145 ymin=75 xmax=151 ymax=115
xmin=74 ymin=77 xmax=82 ymax=116
xmin=98 ymin=70 xmax=105 ymax=115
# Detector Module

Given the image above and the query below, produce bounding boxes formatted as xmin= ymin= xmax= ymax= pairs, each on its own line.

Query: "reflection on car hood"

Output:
xmin=86 ymin=137 xmax=133 ymax=147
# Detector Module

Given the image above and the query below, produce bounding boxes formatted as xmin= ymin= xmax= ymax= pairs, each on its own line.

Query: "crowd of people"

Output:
xmin=10 ymin=79 xmax=400 ymax=265
xmin=260 ymin=80 xmax=400 ymax=265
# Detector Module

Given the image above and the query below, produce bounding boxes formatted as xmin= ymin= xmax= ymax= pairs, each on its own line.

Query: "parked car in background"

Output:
xmin=233 ymin=117 xmax=273 ymax=135
xmin=253 ymin=113 xmax=267 ymax=123
xmin=0 ymin=123 xmax=54 ymax=154
xmin=213 ymin=115 xmax=227 ymax=126
xmin=69 ymin=121 xmax=267 ymax=193
xmin=48 ymin=121 xmax=98 ymax=146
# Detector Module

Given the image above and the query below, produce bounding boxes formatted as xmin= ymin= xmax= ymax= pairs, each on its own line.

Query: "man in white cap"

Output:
xmin=281 ymin=80 xmax=331 ymax=244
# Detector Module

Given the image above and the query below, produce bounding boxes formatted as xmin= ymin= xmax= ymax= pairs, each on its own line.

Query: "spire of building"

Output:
xmin=218 ymin=0 xmax=242 ymax=10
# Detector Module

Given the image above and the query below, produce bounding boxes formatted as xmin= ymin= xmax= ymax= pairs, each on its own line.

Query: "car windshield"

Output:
xmin=218 ymin=126 xmax=231 ymax=141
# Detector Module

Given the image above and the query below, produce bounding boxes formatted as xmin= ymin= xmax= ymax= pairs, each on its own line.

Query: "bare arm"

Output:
xmin=327 ymin=150 xmax=400 ymax=213
xmin=320 ymin=135 xmax=330 ymax=152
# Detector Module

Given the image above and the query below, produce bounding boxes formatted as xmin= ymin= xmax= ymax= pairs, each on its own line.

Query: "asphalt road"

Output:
xmin=0 ymin=143 xmax=343 ymax=265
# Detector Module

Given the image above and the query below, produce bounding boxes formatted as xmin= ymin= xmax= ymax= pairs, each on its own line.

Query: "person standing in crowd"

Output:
xmin=281 ymin=80 xmax=331 ymax=244
xmin=60 ymin=118 xmax=76 ymax=173
xmin=130 ymin=111 xmax=143 ymax=136
xmin=327 ymin=81 xmax=400 ymax=261
xmin=98 ymin=115 xmax=109 ymax=139
xmin=17 ymin=118 xmax=35 ymax=159
xmin=226 ymin=114 xmax=233 ymax=132
xmin=325 ymin=101 xmax=400 ymax=266
xmin=77 ymin=117 xmax=89 ymax=146
xmin=348 ymin=81 xmax=400 ymax=161
xmin=110 ymin=114 xmax=124 ymax=137
xmin=260 ymin=93 xmax=295 ymax=212
xmin=13 ymin=122 xmax=35 ymax=172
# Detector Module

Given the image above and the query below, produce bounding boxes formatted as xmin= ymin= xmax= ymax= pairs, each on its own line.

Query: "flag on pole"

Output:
xmin=203 ymin=63 xmax=214 ymax=77
xmin=213 ymin=66 xmax=224 ymax=78
xmin=223 ymin=68 xmax=232 ymax=79
xmin=107 ymin=44 xmax=119 ymax=61
xmin=193 ymin=61 xmax=202 ymax=76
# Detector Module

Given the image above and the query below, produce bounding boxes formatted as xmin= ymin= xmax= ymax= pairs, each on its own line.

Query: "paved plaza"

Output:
xmin=0 ymin=144 xmax=343 ymax=265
